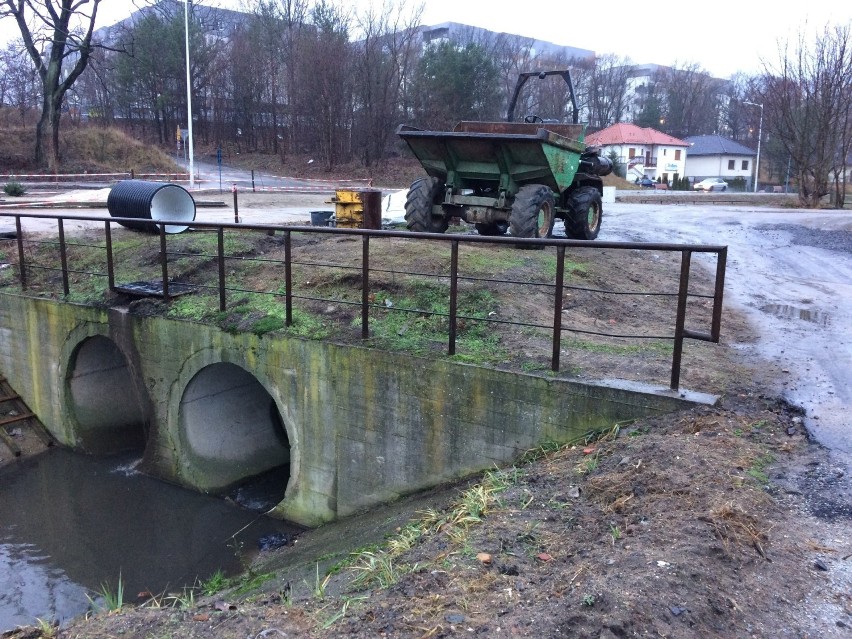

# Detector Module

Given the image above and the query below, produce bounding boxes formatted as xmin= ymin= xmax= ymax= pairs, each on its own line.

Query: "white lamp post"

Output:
xmin=743 ymin=101 xmax=763 ymax=193
xmin=184 ymin=0 xmax=195 ymax=189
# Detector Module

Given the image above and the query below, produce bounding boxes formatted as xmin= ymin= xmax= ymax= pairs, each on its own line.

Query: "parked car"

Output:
xmin=635 ymin=176 xmax=655 ymax=188
xmin=693 ymin=177 xmax=728 ymax=192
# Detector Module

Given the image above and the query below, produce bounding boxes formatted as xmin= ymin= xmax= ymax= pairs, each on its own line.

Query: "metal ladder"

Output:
xmin=0 ymin=375 xmax=54 ymax=458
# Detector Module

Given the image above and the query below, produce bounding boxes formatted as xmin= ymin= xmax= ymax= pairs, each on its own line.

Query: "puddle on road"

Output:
xmin=760 ymin=304 xmax=829 ymax=325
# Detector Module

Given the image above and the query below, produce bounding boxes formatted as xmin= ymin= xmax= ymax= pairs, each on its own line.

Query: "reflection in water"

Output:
xmin=0 ymin=448 xmax=299 ymax=631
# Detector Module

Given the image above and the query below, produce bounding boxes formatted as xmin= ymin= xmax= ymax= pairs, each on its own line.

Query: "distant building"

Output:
xmin=96 ymin=0 xmax=245 ymax=45
xmin=586 ymin=123 xmax=689 ymax=184
xmin=684 ymin=135 xmax=756 ymax=188
xmin=418 ymin=22 xmax=595 ymax=61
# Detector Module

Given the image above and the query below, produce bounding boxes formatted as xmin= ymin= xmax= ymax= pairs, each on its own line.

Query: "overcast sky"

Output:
xmin=3 ymin=0 xmax=850 ymax=79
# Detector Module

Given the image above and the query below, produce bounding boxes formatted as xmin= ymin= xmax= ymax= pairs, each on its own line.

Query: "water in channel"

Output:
xmin=0 ymin=447 xmax=298 ymax=632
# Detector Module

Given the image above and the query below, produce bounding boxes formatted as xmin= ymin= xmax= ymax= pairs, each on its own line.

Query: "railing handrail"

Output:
xmin=0 ymin=210 xmax=727 ymax=391
xmin=0 ymin=211 xmax=727 ymax=253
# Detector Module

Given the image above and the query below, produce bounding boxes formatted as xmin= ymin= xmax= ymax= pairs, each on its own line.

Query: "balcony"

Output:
xmin=626 ymin=157 xmax=658 ymax=168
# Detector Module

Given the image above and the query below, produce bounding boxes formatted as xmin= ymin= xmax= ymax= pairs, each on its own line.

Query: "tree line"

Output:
xmin=0 ymin=1 xmax=850 ymax=207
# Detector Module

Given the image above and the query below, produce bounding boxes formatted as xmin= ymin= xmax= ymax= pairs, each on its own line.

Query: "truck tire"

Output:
xmin=565 ymin=186 xmax=602 ymax=240
xmin=475 ymin=222 xmax=508 ymax=236
xmin=509 ymin=184 xmax=555 ymax=238
xmin=405 ymin=177 xmax=449 ymax=233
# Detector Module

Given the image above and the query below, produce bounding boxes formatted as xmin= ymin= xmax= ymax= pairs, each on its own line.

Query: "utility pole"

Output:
xmin=744 ymin=101 xmax=763 ymax=193
xmin=184 ymin=0 xmax=195 ymax=189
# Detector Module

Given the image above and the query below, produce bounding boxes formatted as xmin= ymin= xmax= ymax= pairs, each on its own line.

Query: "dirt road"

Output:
xmin=601 ymin=203 xmax=852 ymax=469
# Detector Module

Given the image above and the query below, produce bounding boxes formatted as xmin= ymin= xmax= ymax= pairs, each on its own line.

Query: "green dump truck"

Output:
xmin=397 ymin=70 xmax=612 ymax=240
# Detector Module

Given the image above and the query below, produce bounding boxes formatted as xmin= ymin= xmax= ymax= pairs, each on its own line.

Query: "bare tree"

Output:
xmin=297 ymin=0 xmax=353 ymax=169
xmin=351 ymin=1 xmax=422 ymax=167
xmin=654 ymin=62 xmax=724 ymax=138
xmin=1 ymin=0 xmax=103 ymax=169
xmin=762 ymin=23 xmax=852 ymax=207
xmin=0 ymin=40 xmax=41 ymax=126
xmin=583 ymin=54 xmax=633 ymax=128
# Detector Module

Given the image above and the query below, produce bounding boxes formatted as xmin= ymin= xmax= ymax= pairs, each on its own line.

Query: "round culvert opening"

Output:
xmin=107 ymin=180 xmax=196 ymax=234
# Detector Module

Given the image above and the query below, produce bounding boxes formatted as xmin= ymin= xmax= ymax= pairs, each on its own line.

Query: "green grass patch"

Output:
xmin=365 ymin=281 xmax=506 ymax=364
xmin=168 ymin=293 xmax=219 ymax=321
xmin=200 ymin=569 xmax=228 ymax=596
xmin=460 ymin=249 xmax=528 ymax=275
xmin=232 ymin=571 xmax=275 ymax=596
xmin=217 ymin=295 xmax=333 ymax=339
xmin=563 ymin=338 xmax=672 ymax=356
xmin=747 ymin=453 xmax=775 ymax=484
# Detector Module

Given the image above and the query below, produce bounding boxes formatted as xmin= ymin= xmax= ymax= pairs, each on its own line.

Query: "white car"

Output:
xmin=693 ymin=177 xmax=728 ymax=192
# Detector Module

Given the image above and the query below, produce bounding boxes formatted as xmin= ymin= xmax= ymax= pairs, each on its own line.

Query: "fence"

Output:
xmin=0 ymin=172 xmax=190 ymax=184
xmin=0 ymin=212 xmax=727 ymax=391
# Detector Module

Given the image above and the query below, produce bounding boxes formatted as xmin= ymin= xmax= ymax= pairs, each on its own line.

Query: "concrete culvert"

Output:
xmin=107 ymin=180 xmax=196 ymax=234
xmin=67 ymin=335 xmax=149 ymax=454
xmin=179 ymin=363 xmax=290 ymax=496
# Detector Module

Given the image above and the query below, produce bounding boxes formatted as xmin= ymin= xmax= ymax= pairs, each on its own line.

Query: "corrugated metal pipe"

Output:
xmin=107 ymin=180 xmax=196 ymax=234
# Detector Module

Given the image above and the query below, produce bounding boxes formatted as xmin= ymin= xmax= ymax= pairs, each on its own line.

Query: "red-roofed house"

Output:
xmin=585 ymin=123 xmax=690 ymax=185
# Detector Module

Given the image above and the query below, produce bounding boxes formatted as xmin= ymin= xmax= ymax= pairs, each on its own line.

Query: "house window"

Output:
xmin=675 ymin=150 xmax=681 ymax=161
xmin=628 ymin=148 xmax=636 ymax=159
xmin=663 ymin=149 xmax=667 ymax=156
xmin=728 ymin=160 xmax=735 ymax=170
xmin=742 ymin=160 xmax=749 ymax=170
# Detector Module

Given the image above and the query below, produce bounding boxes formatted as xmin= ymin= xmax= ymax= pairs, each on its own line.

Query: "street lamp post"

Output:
xmin=184 ymin=0 xmax=195 ymax=189
xmin=744 ymin=101 xmax=763 ymax=193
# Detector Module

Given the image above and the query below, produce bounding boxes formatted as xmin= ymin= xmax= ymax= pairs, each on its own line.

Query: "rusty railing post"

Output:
xmin=159 ymin=224 xmax=170 ymax=301
xmin=104 ymin=222 xmax=115 ymax=291
xmin=58 ymin=218 xmax=69 ymax=296
xmin=710 ymin=247 xmax=727 ymax=342
xmin=15 ymin=216 xmax=26 ymax=290
xmin=552 ymin=245 xmax=566 ymax=372
xmin=361 ymin=234 xmax=370 ymax=339
xmin=449 ymin=240 xmax=459 ymax=356
xmin=284 ymin=230 xmax=293 ymax=326
xmin=232 ymin=184 xmax=239 ymax=223
xmin=217 ymin=227 xmax=226 ymax=311
xmin=670 ymin=249 xmax=692 ymax=391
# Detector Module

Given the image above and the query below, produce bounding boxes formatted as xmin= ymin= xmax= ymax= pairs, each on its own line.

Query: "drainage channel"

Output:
xmin=0 ymin=447 xmax=300 ymax=632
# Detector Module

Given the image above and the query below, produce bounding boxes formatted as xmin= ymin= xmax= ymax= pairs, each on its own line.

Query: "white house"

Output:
xmin=585 ymin=123 xmax=689 ymax=184
xmin=684 ymin=135 xmax=756 ymax=188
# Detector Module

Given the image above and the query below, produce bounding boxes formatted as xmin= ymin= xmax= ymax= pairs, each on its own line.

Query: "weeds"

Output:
xmin=201 ymin=569 xmax=228 ymax=596
xmin=87 ymin=574 xmax=124 ymax=613
xmin=747 ymin=453 xmax=775 ymax=484
xmin=311 ymin=563 xmax=332 ymax=599
xmin=34 ymin=618 xmax=56 ymax=637
xmin=319 ymin=595 xmax=368 ymax=629
xmin=609 ymin=524 xmax=622 ymax=543
xmin=577 ymin=452 xmax=600 ymax=475
xmin=3 ymin=181 xmax=26 ymax=197
xmin=350 ymin=552 xmax=408 ymax=590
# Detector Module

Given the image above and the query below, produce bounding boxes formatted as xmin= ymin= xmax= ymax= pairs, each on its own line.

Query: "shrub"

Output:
xmin=728 ymin=177 xmax=748 ymax=192
xmin=3 ymin=181 xmax=25 ymax=197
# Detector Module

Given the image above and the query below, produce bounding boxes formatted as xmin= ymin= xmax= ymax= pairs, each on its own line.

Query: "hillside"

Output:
xmin=0 ymin=126 xmax=182 ymax=175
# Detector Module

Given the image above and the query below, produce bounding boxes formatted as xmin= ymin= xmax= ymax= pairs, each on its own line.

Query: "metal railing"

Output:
xmin=0 ymin=212 xmax=727 ymax=391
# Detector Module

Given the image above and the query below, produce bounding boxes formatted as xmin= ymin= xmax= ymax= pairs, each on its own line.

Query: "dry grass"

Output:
xmin=0 ymin=124 xmax=183 ymax=175
xmin=703 ymin=502 xmax=771 ymax=559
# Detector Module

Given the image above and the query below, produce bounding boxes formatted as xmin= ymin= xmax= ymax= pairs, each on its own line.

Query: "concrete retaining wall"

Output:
xmin=0 ymin=293 xmax=694 ymax=526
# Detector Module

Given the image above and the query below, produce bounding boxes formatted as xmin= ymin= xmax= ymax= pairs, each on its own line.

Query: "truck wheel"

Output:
xmin=405 ymin=177 xmax=449 ymax=233
xmin=510 ymin=184 xmax=555 ymax=238
xmin=475 ymin=222 xmax=508 ymax=236
xmin=565 ymin=187 xmax=602 ymax=240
